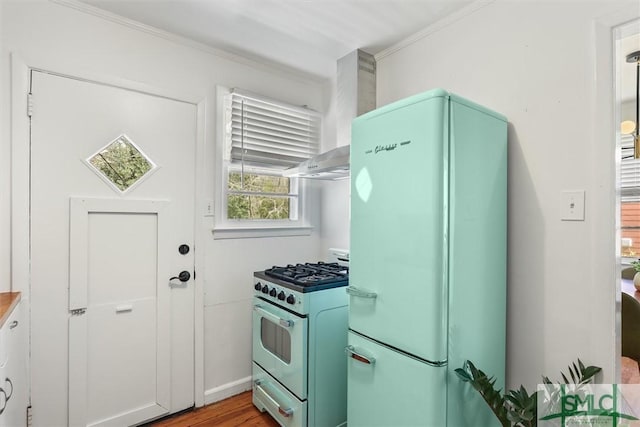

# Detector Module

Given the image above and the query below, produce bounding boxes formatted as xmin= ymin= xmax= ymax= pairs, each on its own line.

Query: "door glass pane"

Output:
xmin=261 ymin=318 xmax=291 ymax=363
xmin=88 ymin=135 xmax=155 ymax=192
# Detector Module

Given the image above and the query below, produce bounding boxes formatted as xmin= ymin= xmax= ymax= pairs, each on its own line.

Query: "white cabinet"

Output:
xmin=0 ymin=301 xmax=27 ymax=427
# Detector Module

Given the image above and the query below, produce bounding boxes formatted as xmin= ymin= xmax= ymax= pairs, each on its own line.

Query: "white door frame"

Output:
xmin=591 ymin=7 xmax=640 ymax=383
xmin=9 ymin=53 xmax=207 ymax=408
xmin=612 ymin=18 xmax=640 ymax=382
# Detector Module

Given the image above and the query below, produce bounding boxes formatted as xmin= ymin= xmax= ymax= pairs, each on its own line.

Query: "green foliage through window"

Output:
xmin=89 ymin=136 xmax=153 ymax=191
xmin=227 ymin=172 xmax=292 ymax=220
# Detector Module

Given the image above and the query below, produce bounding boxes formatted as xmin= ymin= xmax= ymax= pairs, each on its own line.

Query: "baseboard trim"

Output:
xmin=204 ymin=376 xmax=253 ymax=405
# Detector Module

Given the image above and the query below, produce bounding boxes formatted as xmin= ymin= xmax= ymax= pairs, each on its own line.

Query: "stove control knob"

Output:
xmin=254 ymin=282 xmax=262 ymax=291
xmin=262 ymin=285 xmax=269 ymax=294
xmin=269 ymin=288 xmax=277 ymax=297
xmin=286 ymin=294 xmax=296 ymax=304
xmin=277 ymin=291 xmax=286 ymax=301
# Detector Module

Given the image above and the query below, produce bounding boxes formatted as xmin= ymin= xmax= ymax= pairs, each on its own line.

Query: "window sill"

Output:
xmin=212 ymin=225 xmax=313 ymax=240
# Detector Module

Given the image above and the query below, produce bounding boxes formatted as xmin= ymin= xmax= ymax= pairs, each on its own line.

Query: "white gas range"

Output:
xmin=252 ymin=249 xmax=349 ymax=427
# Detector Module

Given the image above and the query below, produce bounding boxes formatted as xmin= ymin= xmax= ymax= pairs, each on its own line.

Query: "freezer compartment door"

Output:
xmin=346 ymin=331 xmax=446 ymax=427
xmin=350 ymin=94 xmax=448 ymax=361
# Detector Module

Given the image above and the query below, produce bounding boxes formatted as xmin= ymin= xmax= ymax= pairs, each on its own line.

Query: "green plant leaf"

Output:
xmin=456 ymin=361 xmax=510 ymax=427
xmin=580 ymin=366 xmax=602 ymax=384
xmin=578 ymin=359 xmax=585 ymax=372
xmin=454 ymin=368 xmax=472 ymax=382
xmin=569 ymin=363 xmax=578 ymax=383
xmin=546 ymin=360 xmax=602 ymax=385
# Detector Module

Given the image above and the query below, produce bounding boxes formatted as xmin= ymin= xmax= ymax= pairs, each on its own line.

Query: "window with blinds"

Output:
xmin=621 ymin=134 xmax=640 ymax=257
xmin=221 ymin=89 xmax=320 ymax=224
xmin=622 ymin=134 xmax=640 ymax=201
xmin=226 ymin=89 xmax=320 ymax=169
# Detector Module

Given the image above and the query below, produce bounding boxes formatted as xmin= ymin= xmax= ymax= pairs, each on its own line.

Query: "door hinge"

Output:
xmin=27 ymin=93 xmax=33 ymax=118
xmin=70 ymin=308 xmax=86 ymax=316
xmin=26 ymin=405 xmax=32 ymax=427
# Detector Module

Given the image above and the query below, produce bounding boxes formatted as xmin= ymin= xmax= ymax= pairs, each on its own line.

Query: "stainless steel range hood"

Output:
xmin=285 ymin=49 xmax=376 ymax=180
xmin=285 ymin=145 xmax=350 ymax=180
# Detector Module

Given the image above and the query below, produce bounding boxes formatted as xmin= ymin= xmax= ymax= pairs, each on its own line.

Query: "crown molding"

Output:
xmin=49 ymin=0 xmax=328 ymax=85
xmin=375 ymin=0 xmax=495 ymax=62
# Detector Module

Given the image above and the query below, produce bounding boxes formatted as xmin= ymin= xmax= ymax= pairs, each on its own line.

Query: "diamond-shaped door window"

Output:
xmin=88 ymin=135 xmax=155 ymax=192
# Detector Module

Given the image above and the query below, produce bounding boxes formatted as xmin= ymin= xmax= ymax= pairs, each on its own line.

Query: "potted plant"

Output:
xmin=631 ymin=260 xmax=640 ymax=290
xmin=455 ymin=359 xmax=601 ymax=427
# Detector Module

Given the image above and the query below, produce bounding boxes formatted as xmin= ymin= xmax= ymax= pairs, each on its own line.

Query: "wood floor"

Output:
xmin=149 ymin=391 xmax=279 ymax=427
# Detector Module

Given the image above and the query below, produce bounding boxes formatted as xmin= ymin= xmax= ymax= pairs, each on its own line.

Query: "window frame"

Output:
xmin=621 ymin=134 xmax=640 ymax=201
xmin=84 ymin=134 xmax=159 ymax=195
xmin=223 ymin=163 xmax=301 ymax=222
xmin=213 ymin=86 xmax=314 ymax=239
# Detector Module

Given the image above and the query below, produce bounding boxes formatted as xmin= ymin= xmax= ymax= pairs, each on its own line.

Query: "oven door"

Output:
xmin=252 ymin=296 xmax=308 ymax=400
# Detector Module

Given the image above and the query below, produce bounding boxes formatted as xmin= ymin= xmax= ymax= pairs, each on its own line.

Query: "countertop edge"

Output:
xmin=0 ymin=292 xmax=21 ymax=329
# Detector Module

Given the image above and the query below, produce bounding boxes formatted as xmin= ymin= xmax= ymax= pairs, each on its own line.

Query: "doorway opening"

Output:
xmin=617 ymin=20 xmax=640 ymax=385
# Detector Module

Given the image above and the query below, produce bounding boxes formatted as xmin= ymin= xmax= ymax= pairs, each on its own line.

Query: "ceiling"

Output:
xmin=75 ymin=1 xmax=638 ymax=102
xmin=79 ymin=0 xmax=476 ymax=79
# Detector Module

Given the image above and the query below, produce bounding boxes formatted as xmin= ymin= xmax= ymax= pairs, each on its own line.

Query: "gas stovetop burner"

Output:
xmin=264 ymin=262 xmax=348 ymax=287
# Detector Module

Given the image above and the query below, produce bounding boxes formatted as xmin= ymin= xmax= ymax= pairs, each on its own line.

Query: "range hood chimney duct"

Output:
xmin=285 ymin=49 xmax=376 ymax=180
xmin=337 ymin=49 xmax=376 ymax=149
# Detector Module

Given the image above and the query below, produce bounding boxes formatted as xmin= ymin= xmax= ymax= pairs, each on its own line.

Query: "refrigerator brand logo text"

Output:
xmin=365 ymin=140 xmax=412 ymax=155
xmin=375 ymin=143 xmax=397 ymax=153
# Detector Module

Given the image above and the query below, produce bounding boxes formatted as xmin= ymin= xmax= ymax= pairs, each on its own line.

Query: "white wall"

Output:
xmin=367 ymin=0 xmax=638 ymax=388
xmin=313 ymin=73 xmax=350 ymax=253
xmin=318 ymin=74 xmax=351 ymax=251
xmin=622 ymin=100 xmax=635 ymax=124
xmin=320 ymin=179 xmax=350 ymax=251
xmin=0 ymin=1 xmax=8 ymax=294
xmin=0 ymin=0 xmax=330 ymax=406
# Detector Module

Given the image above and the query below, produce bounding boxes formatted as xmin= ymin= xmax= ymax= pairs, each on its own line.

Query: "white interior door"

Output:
xmin=29 ymin=70 xmax=196 ymax=426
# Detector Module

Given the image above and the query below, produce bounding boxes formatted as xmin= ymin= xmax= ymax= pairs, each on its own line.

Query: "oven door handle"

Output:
xmin=253 ymin=305 xmax=295 ymax=328
xmin=254 ymin=379 xmax=294 ymax=418
xmin=346 ymin=286 xmax=378 ymax=299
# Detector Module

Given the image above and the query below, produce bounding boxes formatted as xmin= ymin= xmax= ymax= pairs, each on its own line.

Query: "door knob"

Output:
xmin=170 ymin=271 xmax=191 ymax=283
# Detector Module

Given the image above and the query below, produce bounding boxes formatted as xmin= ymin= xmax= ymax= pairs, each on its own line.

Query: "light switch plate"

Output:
xmin=561 ymin=190 xmax=585 ymax=221
xmin=204 ymin=199 xmax=214 ymax=217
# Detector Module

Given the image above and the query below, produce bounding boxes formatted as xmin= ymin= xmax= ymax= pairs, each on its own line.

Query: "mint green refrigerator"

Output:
xmin=347 ymin=89 xmax=507 ymax=426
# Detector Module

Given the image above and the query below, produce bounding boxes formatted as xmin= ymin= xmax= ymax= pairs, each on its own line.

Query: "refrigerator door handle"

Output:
xmin=345 ymin=345 xmax=376 ymax=365
xmin=346 ymin=286 xmax=378 ymax=299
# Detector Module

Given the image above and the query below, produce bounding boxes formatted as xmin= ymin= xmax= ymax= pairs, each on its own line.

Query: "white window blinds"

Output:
xmin=225 ymin=89 xmax=320 ymax=170
xmin=622 ymin=134 xmax=640 ymax=201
